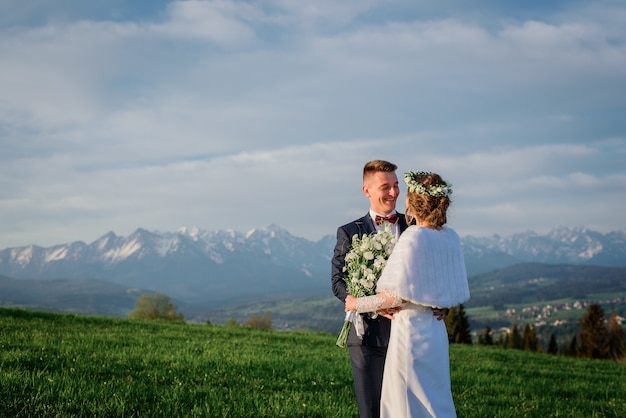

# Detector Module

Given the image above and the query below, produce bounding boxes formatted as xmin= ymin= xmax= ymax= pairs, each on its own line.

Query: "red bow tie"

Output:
xmin=375 ymin=214 xmax=398 ymax=225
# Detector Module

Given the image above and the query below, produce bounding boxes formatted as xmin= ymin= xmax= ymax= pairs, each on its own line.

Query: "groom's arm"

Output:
xmin=331 ymin=226 xmax=352 ymax=302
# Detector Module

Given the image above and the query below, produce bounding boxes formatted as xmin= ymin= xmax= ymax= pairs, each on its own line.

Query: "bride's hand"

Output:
xmin=345 ymin=295 xmax=357 ymax=311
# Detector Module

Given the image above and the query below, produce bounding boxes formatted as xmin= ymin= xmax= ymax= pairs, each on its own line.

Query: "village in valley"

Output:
xmin=500 ymin=296 xmax=626 ymax=330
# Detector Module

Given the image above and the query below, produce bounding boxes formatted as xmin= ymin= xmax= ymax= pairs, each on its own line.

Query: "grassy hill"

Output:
xmin=1 ymin=307 xmax=624 ymax=417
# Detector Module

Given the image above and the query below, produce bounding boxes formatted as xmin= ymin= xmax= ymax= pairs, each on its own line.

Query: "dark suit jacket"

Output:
xmin=331 ymin=212 xmax=408 ymax=346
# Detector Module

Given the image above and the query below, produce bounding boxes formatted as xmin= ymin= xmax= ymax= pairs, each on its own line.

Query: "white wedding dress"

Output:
xmin=356 ymin=226 xmax=470 ymax=418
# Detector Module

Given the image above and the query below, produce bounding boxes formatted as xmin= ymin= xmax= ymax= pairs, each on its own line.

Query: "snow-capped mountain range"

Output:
xmin=1 ymin=225 xmax=625 ymax=307
xmin=462 ymin=226 xmax=626 ymax=274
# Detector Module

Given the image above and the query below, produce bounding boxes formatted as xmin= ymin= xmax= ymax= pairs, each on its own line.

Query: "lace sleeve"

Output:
xmin=356 ymin=292 xmax=404 ymax=314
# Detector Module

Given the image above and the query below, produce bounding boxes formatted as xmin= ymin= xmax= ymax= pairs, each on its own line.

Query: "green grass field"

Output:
xmin=1 ymin=307 xmax=624 ymax=417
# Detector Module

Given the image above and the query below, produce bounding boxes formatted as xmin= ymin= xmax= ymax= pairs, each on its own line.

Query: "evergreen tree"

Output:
xmin=495 ymin=330 xmax=508 ymax=348
xmin=607 ymin=313 xmax=624 ymax=361
xmin=477 ymin=326 xmax=494 ymax=346
xmin=522 ymin=324 xmax=540 ymax=352
xmin=563 ymin=335 xmax=577 ymax=357
xmin=444 ymin=306 xmax=457 ymax=341
xmin=507 ymin=324 xmax=523 ymax=350
xmin=577 ymin=304 xmax=610 ymax=360
xmin=445 ymin=304 xmax=472 ymax=344
xmin=547 ymin=333 xmax=558 ymax=355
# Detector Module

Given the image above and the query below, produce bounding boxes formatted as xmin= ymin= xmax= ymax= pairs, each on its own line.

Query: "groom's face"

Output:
xmin=362 ymin=171 xmax=399 ymax=215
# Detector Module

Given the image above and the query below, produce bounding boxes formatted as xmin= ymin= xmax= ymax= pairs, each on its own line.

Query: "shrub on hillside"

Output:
xmin=128 ymin=292 xmax=184 ymax=322
xmin=246 ymin=311 xmax=272 ymax=330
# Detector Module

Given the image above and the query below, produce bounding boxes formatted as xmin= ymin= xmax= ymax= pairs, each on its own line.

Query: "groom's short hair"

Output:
xmin=363 ymin=160 xmax=397 ymax=180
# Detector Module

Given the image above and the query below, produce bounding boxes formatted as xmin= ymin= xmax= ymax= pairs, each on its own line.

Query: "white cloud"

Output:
xmin=267 ymin=0 xmax=379 ymax=26
xmin=156 ymin=0 xmax=259 ymax=44
xmin=0 ymin=0 xmax=625 ymax=248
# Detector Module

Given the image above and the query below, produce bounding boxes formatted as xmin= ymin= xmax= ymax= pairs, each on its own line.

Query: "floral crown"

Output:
xmin=404 ymin=171 xmax=452 ymax=197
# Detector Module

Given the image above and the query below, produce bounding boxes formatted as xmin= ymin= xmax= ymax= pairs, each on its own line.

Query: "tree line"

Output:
xmin=445 ymin=303 xmax=625 ymax=361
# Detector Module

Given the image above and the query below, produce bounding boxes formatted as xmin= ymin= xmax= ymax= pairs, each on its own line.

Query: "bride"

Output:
xmin=345 ymin=170 xmax=470 ymax=418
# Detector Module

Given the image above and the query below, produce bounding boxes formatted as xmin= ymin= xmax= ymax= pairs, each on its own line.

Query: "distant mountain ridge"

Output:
xmin=0 ymin=225 xmax=334 ymax=306
xmin=0 ymin=225 xmax=624 ymax=310
xmin=461 ymin=226 xmax=626 ymax=273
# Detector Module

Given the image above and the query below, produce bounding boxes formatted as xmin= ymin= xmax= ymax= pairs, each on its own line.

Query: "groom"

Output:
xmin=331 ymin=160 xmax=447 ymax=418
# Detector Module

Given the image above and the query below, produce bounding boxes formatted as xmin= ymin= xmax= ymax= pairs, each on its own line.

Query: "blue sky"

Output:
xmin=1 ymin=0 xmax=625 ymax=248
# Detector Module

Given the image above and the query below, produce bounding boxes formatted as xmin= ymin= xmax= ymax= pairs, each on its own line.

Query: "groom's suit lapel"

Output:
xmin=398 ymin=214 xmax=408 ymax=234
xmin=356 ymin=213 xmax=377 ymax=237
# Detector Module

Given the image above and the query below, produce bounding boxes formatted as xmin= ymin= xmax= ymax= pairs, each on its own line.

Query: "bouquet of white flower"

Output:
xmin=336 ymin=224 xmax=397 ymax=348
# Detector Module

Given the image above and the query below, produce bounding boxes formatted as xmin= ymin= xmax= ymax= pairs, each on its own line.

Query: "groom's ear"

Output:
xmin=362 ymin=183 xmax=371 ymax=198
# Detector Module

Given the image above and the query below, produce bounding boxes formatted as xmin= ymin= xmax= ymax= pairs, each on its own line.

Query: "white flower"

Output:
xmin=373 ymin=256 xmax=385 ymax=269
xmin=342 ymin=224 xmax=397 ymax=298
xmin=404 ymin=171 xmax=452 ymax=197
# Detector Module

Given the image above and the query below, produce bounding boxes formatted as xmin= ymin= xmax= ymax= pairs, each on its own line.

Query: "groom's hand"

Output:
xmin=432 ymin=308 xmax=449 ymax=321
xmin=378 ymin=306 xmax=402 ymax=320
